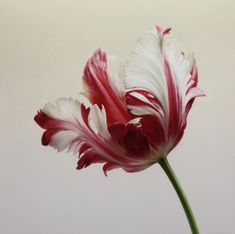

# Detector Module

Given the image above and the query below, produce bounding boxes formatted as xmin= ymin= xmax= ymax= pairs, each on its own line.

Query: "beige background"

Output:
xmin=1 ymin=0 xmax=235 ymax=233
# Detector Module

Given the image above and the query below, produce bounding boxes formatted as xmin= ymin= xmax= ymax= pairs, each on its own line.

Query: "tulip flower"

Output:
xmin=34 ymin=26 xmax=204 ymax=233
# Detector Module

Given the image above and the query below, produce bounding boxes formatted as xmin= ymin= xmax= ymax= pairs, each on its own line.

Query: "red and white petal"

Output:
xmin=83 ymin=48 xmax=130 ymax=124
xmin=35 ymin=98 xmax=154 ymax=174
xmin=124 ymin=26 xmax=204 ymax=154
xmin=35 ymin=98 xmax=86 ymax=152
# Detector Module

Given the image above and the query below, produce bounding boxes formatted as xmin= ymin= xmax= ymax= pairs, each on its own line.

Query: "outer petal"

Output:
xmin=34 ymin=98 xmax=154 ymax=174
xmin=83 ymin=48 xmax=130 ymax=124
xmin=124 ymin=26 xmax=205 ymax=155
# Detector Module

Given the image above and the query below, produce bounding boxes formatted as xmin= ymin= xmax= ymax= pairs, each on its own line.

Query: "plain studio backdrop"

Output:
xmin=1 ymin=0 xmax=235 ymax=233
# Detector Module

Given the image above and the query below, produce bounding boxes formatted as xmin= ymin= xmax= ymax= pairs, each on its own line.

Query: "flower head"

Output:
xmin=34 ymin=26 xmax=205 ymax=175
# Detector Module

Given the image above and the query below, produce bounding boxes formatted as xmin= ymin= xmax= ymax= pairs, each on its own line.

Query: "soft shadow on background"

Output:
xmin=1 ymin=0 xmax=235 ymax=233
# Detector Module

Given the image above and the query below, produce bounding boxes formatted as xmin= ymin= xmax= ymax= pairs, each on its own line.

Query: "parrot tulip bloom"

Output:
xmin=34 ymin=26 xmax=205 ymax=175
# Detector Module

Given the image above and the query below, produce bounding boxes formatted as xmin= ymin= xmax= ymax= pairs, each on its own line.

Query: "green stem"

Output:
xmin=159 ymin=158 xmax=199 ymax=234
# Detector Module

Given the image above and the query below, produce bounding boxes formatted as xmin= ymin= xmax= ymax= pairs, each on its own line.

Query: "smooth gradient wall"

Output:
xmin=1 ymin=0 xmax=235 ymax=233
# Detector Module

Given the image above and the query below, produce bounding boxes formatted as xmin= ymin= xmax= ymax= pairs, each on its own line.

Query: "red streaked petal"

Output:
xmin=83 ymin=48 xmax=130 ymax=124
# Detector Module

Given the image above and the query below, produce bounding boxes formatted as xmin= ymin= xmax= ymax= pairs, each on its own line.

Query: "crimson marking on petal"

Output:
xmin=34 ymin=110 xmax=64 ymax=129
xmin=123 ymin=124 xmax=150 ymax=156
xmin=103 ymin=162 xmax=120 ymax=176
xmin=77 ymin=150 xmax=105 ymax=170
xmin=140 ymin=115 xmax=166 ymax=149
xmin=108 ymin=123 xmax=128 ymax=145
xmin=156 ymin=25 xmax=172 ymax=36
xmin=42 ymin=129 xmax=60 ymax=146
xmin=78 ymin=142 xmax=91 ymax=155
xmin=164 ymin=56 xmax=181 ymax=138
xmin=34 ymin=110 xmax=68 ymax=146
xmin=81 ymin=104 xmax=90 ymax=127
xmin=162 ymin=27 xmax=172 ymax=35
xmin=108 ymin=123 xmax=150 ymax=157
